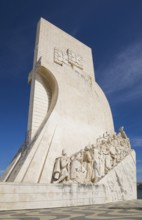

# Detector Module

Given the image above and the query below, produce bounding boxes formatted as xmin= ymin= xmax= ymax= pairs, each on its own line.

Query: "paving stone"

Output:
xmin=0 ymin=200 xmax=142 ymax=220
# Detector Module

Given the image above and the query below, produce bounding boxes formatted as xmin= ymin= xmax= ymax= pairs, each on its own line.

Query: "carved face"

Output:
xmin=62 ymin=149 xmax=67 ymax=156
xmin=113 ymin=134 xmax=117 ymax=139
xmin=91 ymin=144 xmax=94 ymax=148
xmin=101 ymin=140 xmax=105 ymax=145
xmin=85 ymin=145 xmax=90 ymax=151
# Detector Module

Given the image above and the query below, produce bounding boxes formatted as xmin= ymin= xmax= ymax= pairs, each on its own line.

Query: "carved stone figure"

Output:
xmin=92 ymin=145 xmax=100 ymax=182
xmin=118 ymin=126 xmax=127 ymax=139
xmin=83 ymin=146 xmax=93 ymax=183
xmin=112 ymin=133 xmax=119 ymax=147
xmin=103 ymin=132 xmax=110 ymax=141
xmin=52 ymin=127 xmax=132 ymax=185
xmin=103 ymin=145 xmax=112 ymax=174
xmin=96 ymin=136 xmax=102 ymax=144
xmin=108 ymin=140 xmax=117 ymax=167
xmin=118 ymin=127 xmax=131 ymax=149
xmin=70 ymin=152 xmax=86 ymax=183
xmin=52 ymin=149 xmax=70 ymax=183
xmin=99 ymin=145 xmax=105 ymax=178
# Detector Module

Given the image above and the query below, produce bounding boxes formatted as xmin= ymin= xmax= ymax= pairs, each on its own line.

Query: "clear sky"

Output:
xmin=0 ymin=0 xmax=142 ymax=182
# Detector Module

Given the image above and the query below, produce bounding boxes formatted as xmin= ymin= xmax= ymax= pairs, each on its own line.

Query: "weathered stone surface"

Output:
xmin=1 ymin=18 xmax=114 ymax=183
xmin=0 ymin=18 xmax=136 ymax=210
xmin=0 ymin=151 xmax=136 ymax=210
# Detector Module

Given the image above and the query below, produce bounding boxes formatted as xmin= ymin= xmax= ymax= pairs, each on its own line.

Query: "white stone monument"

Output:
xmin=0 ymin=18 xmax=137 ymax=210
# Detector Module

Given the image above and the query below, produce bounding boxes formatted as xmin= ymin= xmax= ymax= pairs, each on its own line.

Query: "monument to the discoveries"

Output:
xmin=0 ymin=18 xmax=137 ymax=210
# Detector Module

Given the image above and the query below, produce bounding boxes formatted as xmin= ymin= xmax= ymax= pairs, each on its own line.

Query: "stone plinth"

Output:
xmin=0 ymin=151 xmax=136 ymax=210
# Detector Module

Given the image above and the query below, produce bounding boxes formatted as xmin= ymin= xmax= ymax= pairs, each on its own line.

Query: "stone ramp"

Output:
xmin=97 ymin=150 xmax=137 ymax=202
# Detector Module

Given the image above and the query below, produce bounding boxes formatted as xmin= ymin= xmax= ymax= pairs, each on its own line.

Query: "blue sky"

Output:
xmin=0 ymin=0 xmax=142 ymax=181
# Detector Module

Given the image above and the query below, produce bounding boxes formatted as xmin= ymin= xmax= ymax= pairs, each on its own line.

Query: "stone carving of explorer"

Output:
xmin=53 ymin=149 xmax=70 ymax=183
xmin=83 ymin=146 xmax=93 ymax=183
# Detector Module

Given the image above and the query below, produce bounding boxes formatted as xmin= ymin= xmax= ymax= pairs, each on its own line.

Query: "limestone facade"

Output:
xmin=0 ymin=151 xmax=136 ymax=210
xmin=1 ymin=18 xmax=114 ymax=184
xmin=0 ymin=18 xmax=137 ymax=210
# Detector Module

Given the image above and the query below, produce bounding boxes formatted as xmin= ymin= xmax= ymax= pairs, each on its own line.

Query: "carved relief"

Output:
xmin=53 ymin=48 xmax=94 ymax=87
xmin=70 ymin=151 xmax=86 ymax=183
xmin=54 ymin=48 xmax=83 ymax=69
xmin=67 ymin=49 xmax=83 ymax=69
xmin=52 ymin=127 xmax=132 ymax=184
xmin=54 ymin=48 xmax=68 ymax=65
xmin=52 ymin=149 xmax=70 ymax=183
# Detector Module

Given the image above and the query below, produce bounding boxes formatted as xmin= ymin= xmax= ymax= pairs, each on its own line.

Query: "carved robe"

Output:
xmin=83 ymin=150 xmax=93 ymax=182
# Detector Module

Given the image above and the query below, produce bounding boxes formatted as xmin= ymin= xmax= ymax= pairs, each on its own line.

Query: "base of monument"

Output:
xmin=0 ymin=151 xmax=137 ymax=210
xmin=0 ymin=182 xmax=134 ymax=211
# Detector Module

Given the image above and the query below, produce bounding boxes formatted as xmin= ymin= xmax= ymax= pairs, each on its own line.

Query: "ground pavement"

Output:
xmin=0 ymin=200 xmax=142 ymax=220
